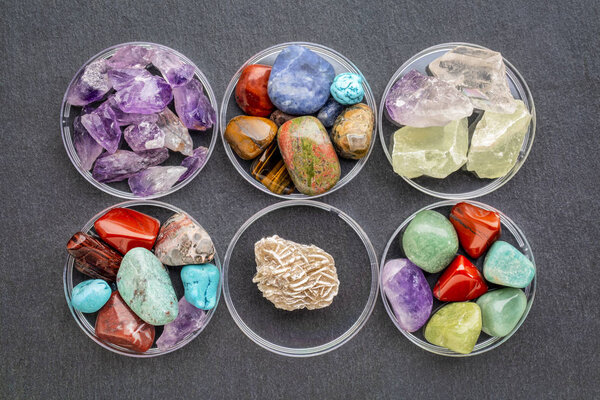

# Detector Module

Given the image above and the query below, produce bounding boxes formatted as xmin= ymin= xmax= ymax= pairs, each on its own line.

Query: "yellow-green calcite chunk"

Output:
xmin=424 ymin=302 xmax=482 ymax=354
xmin=466 ymin=100 xmax=532 ymax=179
xmin=391 ymin=118 xmax=468 ymax=179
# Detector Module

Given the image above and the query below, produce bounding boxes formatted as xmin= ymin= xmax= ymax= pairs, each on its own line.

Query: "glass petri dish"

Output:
xmin=223 ymin=200 xmax=379 ymax=357
xmin=378 ymin=42 xmax=536 ymax=199
xmin=220 ymin=42 xmax=377 ymax=200
xmin=63 ymin=200 xmax=221 ymax=357
xmin=380 ymin=200 xmax=536 ymax=357
xmin=60 ymin=42 xmax=219 ymax=199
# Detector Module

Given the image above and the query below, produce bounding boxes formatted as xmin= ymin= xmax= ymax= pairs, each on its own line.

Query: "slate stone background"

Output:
xmin=1 ymin=1 xmax=599 ymax=398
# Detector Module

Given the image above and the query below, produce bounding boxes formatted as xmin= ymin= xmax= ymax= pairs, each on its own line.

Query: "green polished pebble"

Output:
xmin=476 ymin=288 xmax=527 ymax=337
xmin=424 ymin=302 xmax=482 ymax=354
xmin=483 ymin=241 xmax=535 ymax=288
xmin=402 ymin=210 xmax=459 ymax=273
xmin=117 ymin=247 xmax=178 ymax=325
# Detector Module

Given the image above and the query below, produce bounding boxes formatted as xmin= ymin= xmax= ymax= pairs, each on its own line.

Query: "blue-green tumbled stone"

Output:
xmin=476 ymin=288 xmax=527 ymax=337
xmin=330 ymin=73 xmax=364 ymax=105
xmin=181 ymin=264 xmax=220 ymax=310
xmin=71 ymin=279 xmax=111 ymax=313
xmin=483 ymin=241 xmax=535 ymax=288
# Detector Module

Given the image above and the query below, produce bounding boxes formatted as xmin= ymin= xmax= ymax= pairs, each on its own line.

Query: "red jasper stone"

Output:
xmin=235 ymin=64 xmax=275 ymax=117
xmin=449 ymin=202 xmax=501 ymax=259
xmin=433 ymin=255 xmax=488 ymax=301
xmin=94 ymin=208 xmax=160 ymax=255
xmin=95 ymin=292 xmax=155 ymax=353
xmin=66 ymin=232 xmax=123 ymax=281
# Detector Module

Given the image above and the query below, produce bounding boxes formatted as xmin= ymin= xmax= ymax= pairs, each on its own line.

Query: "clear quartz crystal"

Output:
xmin=156 ymin=108 xmax=194 ymax=156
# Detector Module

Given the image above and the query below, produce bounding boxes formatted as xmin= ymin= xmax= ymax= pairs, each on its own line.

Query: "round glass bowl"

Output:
xmin=63 ymin=200 xmax=222 ymax=357
xmin=378 ymin=42 xmax=536 ymax=199
xmin=60 ymin=42 xmax=219 ymax=199
xmin=380 ymin=200 xmax=536 ymax=356
xmin=220 ymin=42 xmax=377 ymax=200
xmin=223 ymin=200 xmax=379 ymax=357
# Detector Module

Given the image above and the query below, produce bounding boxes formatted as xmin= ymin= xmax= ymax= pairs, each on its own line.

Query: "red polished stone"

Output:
xmin=94 ymin=208 xmax=160 ymax=255
xmin=66 ymin=231 xmax=122 ymax=281
xmin=95 ymin=292 xmax=155 ymax=353
xmin=235 ymin=64 xmax=275 ymax=117
xmin=449 ymin=202 xmax=501 ymax=259
xmin=433 ymin=255 xmax=488 ymax=301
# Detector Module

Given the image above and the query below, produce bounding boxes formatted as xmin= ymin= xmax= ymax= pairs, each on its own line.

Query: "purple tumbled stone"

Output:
xmin=172 ymin=79 xmax=215 ymax=130
xmin=107 ymin=45 xmax=151 ymax=69
xmin=105 ymin=95 xmax=158 ymax=126
xmin=177 ymin=146 xmax=209 ymax=182
xmin=156 ymin=108 xmax=193 ymax=156
xmin=109 ymin=68 xmax=173 ymax=114
xmin=150 ymin=48 xmax=195 ymax=87
xmin=382 ymin=258 xmax=433 ymax=332
xmin=92 ymin=148 xmax=169 ymax=183
xmin=128 ymin=166 xmax=187 ymax=196
xmin=72 ymin=116 xmax=103 ymax=170
xmin=156 ymin=297 xmax=207 ymax=350
xmin=80 ymin=101 xmax=121 ymax=154
xmin=66 ymin=59 xmax=112 ymax=106
xmin=123 ymin=121 xmax=165 ymax=152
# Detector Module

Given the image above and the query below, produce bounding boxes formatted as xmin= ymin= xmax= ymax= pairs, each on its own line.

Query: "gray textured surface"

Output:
xmin=1 ymin=1 xmax=599 ymax=399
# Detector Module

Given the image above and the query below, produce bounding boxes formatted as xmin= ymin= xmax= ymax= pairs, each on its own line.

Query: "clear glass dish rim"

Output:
xmin=63 ymin=199 xmax=222 ymax=358
xmin=222 ymin=199 xmax=380 ymax=357
xmin=379 ymin=199 xmax=536 ymax=357
xmin=377 ymin=42 xmax=537 ymax=200
xmin=60 ymin=41 xmax=220 ymax=200
xmin=219 ymin=41 xmax=378 ymax=200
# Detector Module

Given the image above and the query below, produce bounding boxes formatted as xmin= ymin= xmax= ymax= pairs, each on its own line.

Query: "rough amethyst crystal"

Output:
xmin=156 ymin=297 xmax=207 ymax=350
xmin=156 ymin=108 xmax=193 ymax=156
xmin=72 ymin=116 xmax=103 ymax=170
xmin=105 ymin=96 xmax=158 ymax=126
xmin=67 ymin=59 xmax=112 ymax=106
xmin=109 ymin=68 xmax=173 ymax=114
xmin=178 ymin=146 xmax=209 ymax=182
xmin=80 ymin=101 xmax=121 ymax=154
xmin=381 ymin=258 xmax=433 ymax=332
xmin=107 ymin=45 xmax=151 ymax=69
xmin=92 ymin=148 xmax=169 ymax=183
xmin=150 ymin=48 xmax=195 ymax=87
xmin=128 ymin=166 xmax=187 ymax=196
xmin=172 ymin=79 xmax=215 ymax=130
xmin=123 ymin=121 xmax=165 ymax=152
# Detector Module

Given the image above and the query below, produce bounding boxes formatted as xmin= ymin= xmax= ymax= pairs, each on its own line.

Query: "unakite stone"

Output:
xmin=476 ymin=288 xmax=527 ymax=337
xmin=117 ymin=247 xmax=178 ymax=325
xmin=424 ymin=302 xmax=482 ymax=354
xmin=466 ymin=99 xmax=532 ymax=178
xmin=391 ymin=118 xmax=468 ymax=179
xmin=402 ymin=210 xmax=458 ymax=273
xmin=483 ymin=241 xmax=535 ymax=288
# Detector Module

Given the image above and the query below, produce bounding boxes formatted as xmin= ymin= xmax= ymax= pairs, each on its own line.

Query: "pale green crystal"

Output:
xmin=466 ymin=100 xmax=532 ymax=179
xmin=391 ymin=118 xmax=468 ymax=179
xmin=424 ymin=302 xmax=482 ymax=354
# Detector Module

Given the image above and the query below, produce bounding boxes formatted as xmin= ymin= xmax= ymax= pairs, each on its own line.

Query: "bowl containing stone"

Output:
xmin=379 ymin=42 xmax=536 ymax=199
xmin=220 ymin=42 xmax=377 ymax=199
xmin=61 ymin=42 xmax=218 ymax=199
xmin=380 ymin=200 xmax=536 ymax=356
xmin=63 ymin=200 xmax=221 ymax=357
xmin=223 ymin=200 xmax=379 ymax=357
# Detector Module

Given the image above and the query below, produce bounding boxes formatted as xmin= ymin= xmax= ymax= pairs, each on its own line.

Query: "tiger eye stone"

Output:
xmin=224 ymin=116 xmax=278 ymax=160
xmin=251 ymin=142 xmax=295 ymax=195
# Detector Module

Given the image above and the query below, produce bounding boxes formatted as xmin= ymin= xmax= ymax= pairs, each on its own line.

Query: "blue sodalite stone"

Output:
xmin=317 ymin=98 xmax=345 ymax=128
xmin=330 ymin=72 xmax=364 ymax=105
xmin=267 ymin=45 xmax=335 ymax=115
xmin=71 ymin=279 xmax=112 ymax=313
xmin=181 ymin=264 xmax=220 ymax=310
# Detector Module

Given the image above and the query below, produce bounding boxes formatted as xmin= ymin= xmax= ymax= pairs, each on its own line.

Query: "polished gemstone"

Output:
xmin=71 ymin=279 xmax=112 ymax=313
xmin=224 ymin=116 xmax=278 ymax=160
xmin=150 ymin=48 xmax=194 ymax=87
xmin=156 ymin=107 xmax=194 ymax=156
xmin=483 ymin=241 xmax=535 ymax=288
xmin=235 ymin=64 xmax=275 ymax=117
xmin=316 ymin=98 xmax=344 ymax=128
xmin=331 ymin=103 xmax=374 ymax=159
xmin=330 ymin=72 xmax=364 ymax=105
xmin=178 ymin=146 xmax=209 ymax=182
xmin=424 ymin=302 xmax=482 ymax=354
xmin=123 ymin=121 xmax=165 ymax=152
xmin=154 ymin=213 xmax=215 ymax=266
xmin=402 ymin=210 xmax=459 ymax=273
xmin=107 ymin=45 xmax=151 ymax=69
xmin=278 ymin=116 xmax=340 ymax=195
xmin=433 ymin=255 xmax=488 ymax=301
xmin=72 ymin=116 xmax=103 ymax=171
xmin=449 ymin=202 xmax=501 ymax=258
xmin=476 ymin=288 xmax=527 ymax=337
xmin=391 ymin=118 xmax=468 ymax=179
xmin=381 ymin=258 xmax=433 ymax=332
xmin=251 ymin=142 xmax=295 ymax=195
xmin=156 ymin=297 xmax=208 ymax=349
xmin=181 ymin=264 xmax=220 ymax=310
xmin=94 ymin=208 xmax=160 ymax=254
xmin=128 ymin=166 xmax=186 ymax=197
xmin=109 ymin=68 xmax=173 ymax=114
xmin=67 ymin=231 xmax=123 ymax=281
xmin=67 ymin=59 xmax=112 ymax=106
xmin=269 ymin=109 xmax=295 ymax=127
xmin=80 ymin=100 xmax=121 ymax=154
xmin=172 ymin=79 xmax=215 ymax=130
xmin=92 ymin=148 xmax=169 ymax=183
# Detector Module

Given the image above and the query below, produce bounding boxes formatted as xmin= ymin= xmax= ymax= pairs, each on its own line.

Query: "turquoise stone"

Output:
xmin=117 ymin=247 xmax=178 ymax=325
xmin=476 ymin=288 xmax=527 ymax=337
xmin=402 ymin=210 xmax=459 ymax=273
xmin=71 ymin=279 xmax=111 ymax=313
xmin=330 ymin=72 xmax=364 ymax=105
xmin=424 ymin=302 xmax=482 ymax=354
xmin=483 ymin=241 xmax=535 ymax=288
xmin=181 ymin=264 xmax=220 ymax=310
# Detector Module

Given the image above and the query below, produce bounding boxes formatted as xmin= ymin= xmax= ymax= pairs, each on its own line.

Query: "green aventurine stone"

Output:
xmin=117 ymin=247 xmax=178 ymax=325
xmin=466 ymin=99 xmax=532 ymax=179
xmin=476 ymin=288 xmax=527 ymax=337
xmin=424 ymin=302 xmax=482 ymax=354
xmin=391 ymin=118 xmax=468 ymax=179
xmin=402 ymin=210 xmax=458 ymax=273
xmin=483 ymin=241 xmax=535 ymax=288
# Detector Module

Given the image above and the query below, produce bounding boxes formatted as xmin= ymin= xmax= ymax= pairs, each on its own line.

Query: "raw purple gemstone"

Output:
xmin=382 ymin=258 xmax=433 ymax=332
xmin=123 ymin=121 xmax=165 ymax=152
xmin=172 ymin=79 xmax=215 ymax=130
xmin=156 ymin=108 xmax=193 ymax=156
xmin=92 ymin=148 xmax=169 ymax=183
xmin=150 ymin=48 xmax=195 ymax=87
xmin=66 ymin=59 xmax=112 ymax=106
xmin=107 ymin=45 xmax=151 ymax=69
xmin=156 ymin=297 xmax=207 ymax=350
xmin=80 ymin=101 xmax=121 ymax=154
xmin=178 ymin=146 xmax=209 ymax=182
xmin=128 ymin=166 xmax=187 ymax=196
xmin=72 ymin=116 xmax=103 ymax=170
xmin=109 ymin=68 xmax=173 ymax=114
xmin=105 ymin=95 xmax=158 ymax=126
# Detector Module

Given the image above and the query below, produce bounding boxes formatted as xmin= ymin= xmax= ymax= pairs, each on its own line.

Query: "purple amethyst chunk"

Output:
xmin=80 ymin=101 xmax=121 ymax=154
xmin=109 ymin=68 xmax=173 ymax=114
xmin=156 ymin=297 xmax=207 ymax=349
xmin=72 ymin=116 xmax=103 ymax=170
xmin=123 ymin=121 xmax=165 ymax=152
xmin=128 ymin=166 xmax=187 ymax=196
xmin=107 ymin=45 xmax=151 ymax=69
xmin=150 ymin=48 xmax=195 ymax=87
xmin=92 ymin=148 xmax=169 ymax=183
xmin=172 ymin=79 xmax=215 ymax=130
xmin=178 ymin=146 xmax=209 ymax=182
xmin=105 ymin=96 xmax=158 ymax=126
xmin=66 ymin=59 xmax=112 ymax=106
